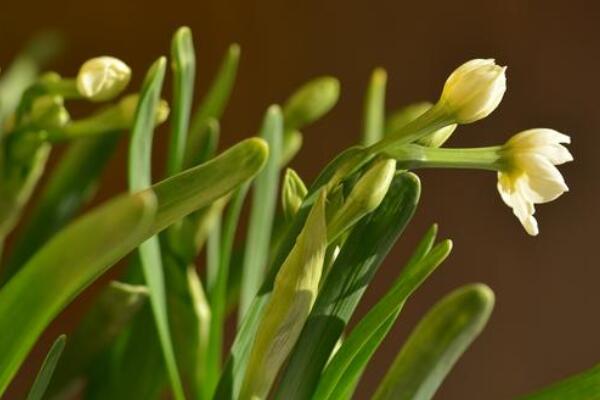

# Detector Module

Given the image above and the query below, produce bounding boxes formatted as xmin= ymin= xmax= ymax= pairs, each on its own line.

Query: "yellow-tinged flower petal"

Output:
xmin=76 ymin=56 xmax=131 ymax=102
xmin=497 ymin=128 xmax=572 ymax=235
xmin=439 ymin=59 xmax=507 ymax=124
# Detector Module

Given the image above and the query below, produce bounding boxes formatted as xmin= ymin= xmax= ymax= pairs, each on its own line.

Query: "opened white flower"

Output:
xmin=76 ymin=56 xmax=131 ymax=102
xmin=439 ymin=59 xmax=507 ymax=124
xmin=497 ymin=129 xmax=573 ymax=235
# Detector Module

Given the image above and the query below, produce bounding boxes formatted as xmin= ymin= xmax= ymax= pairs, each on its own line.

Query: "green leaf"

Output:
xmin=26 ymin=335 xmax=66 ymax=400
xmin=0 ymin=137 xmax=267 ymax=396
xmin=372 ymin=283 xmax=495 ymax=400
xmin=185 ymin=43 xmax=240 ymax=168
xmin=3 ymin=134 xmax=119 ymax=280
xmin=274 ymin=173 xmax=421 ymax=400
xmin=167 ymin=26 xmax=196 ymax=176
xmin=518 ymin=364 xmax=600 ymax=400
xmin=127 ymin=56 xmax=185 ymax=400
xmin=238 ymin=105 xmax=283 ymax=321
xmin=362 ymin=68 xmax=387 ymax=146
xmin=0 ymin=191 xmax=157 ymax=395
xmin=213 ymin=147 xmax=379 ymax=400
xmin=48 ymin=281 xmax=148 ymax=397
xmin=312 ymin=237 xmax=453 ymax=400
xmin=240 ymin=191 xmax=328 ymax=400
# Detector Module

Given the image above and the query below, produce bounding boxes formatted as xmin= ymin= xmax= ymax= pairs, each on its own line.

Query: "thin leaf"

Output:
xmin=167 ymin=26 xmax=196 ymax=176
xmin=313 ymin=239 xmax=453 ymax=400
xmin=238 ymin=105 xmax=283 ymax=321
xmin=128 ymin=56 xmax=185 ymax=400
xmin=518 ymin=364 xmax=600 ymax=400
xmin=274 ymin=173 xmax=421 ymax=400
xmin=26 ymin=335 xmax=66 ymax=400
xmin=185 ymin=43 xmax=240 ymax=168
xmin=372 ymin=284 xmax=495 ymax=400
xmin=362 ymin=68 xmax=387 ymax=146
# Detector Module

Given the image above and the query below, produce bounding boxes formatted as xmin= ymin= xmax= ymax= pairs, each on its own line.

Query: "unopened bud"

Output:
xmin=77 ymin=56 xmax=131 ymax=102
xmin=281 ymin=168 xmax=308 ymax=220
xmin=438 ymin=59 xmax=506 ymax=124
xmin=328 ymin=158 xmax=396 ymax=240
xmin=283 ymin=76 xmax=340 ymax=131
xmin=29 ymin=95 xmax=70 ymax=129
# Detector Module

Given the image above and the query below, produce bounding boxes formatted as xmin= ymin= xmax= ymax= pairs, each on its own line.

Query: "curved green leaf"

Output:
xmin=372 ymin=283 xmax=495 ymax=400
xmin=26 ymin=335 xmax=66 ymax=400
xmin=518 ymin=364 xmax=600 ymax=400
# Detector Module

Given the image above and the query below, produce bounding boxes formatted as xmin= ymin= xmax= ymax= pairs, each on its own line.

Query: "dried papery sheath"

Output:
xmin=76 ymin=56 xmax=131 ymax=102
xmin=239 ymin=190 xmax=328 ymax=400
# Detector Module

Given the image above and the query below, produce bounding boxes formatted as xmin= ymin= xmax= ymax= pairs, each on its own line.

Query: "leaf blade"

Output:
xmin=26 ymin=335 xmax=66 ymax=400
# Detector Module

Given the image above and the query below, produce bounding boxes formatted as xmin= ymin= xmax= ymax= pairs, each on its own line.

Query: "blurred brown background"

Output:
xmin=2 ymin=0 xmax=599 ymax=398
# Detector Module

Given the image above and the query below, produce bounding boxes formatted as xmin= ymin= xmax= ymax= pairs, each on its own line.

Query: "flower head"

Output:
xmin=497 ymin=129 xmax=573 ymax=235
xmin=77 ymin=56 xmax=131 ymax=102
xmin=439 ymin=59 xmax=507 ymax=124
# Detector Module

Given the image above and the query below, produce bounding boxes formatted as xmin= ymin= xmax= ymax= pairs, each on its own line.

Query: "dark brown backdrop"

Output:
xmin=2 ymin=0 xmax=599 ymax=398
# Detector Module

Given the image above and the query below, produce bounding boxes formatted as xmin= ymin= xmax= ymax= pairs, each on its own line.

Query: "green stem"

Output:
xmin=389 ymin=144 xmax=503 ymax=171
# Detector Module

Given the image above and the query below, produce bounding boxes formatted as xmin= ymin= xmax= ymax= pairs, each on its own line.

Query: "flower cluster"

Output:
xmin=381 ymin=58 xmax=573 ymax=235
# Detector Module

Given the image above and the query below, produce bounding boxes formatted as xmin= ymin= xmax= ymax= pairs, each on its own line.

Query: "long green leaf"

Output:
xmin=128 ymin=56 xmax=185 ymax=400
xmin=518 ymin=364 xmax=600 ymax=400
xmin=4 ymin=134 xmax=119 ymax=279
xmin=26 ymin=335 xmax=66 ymax=400
xmin=238 ymin=105 xmax=283 ymax=321
xmin=185 ymin=43 xmax=240 ymax=168
xmin=167 ymin=26 xmax=196 ymax=176
xmin=0 ymin=191 xmax=157 ymax=395
xmin=313 ymin=239 xmax=453 ymax=400
xmin=362 ymin=68 xmax=387 ymax=146
xmin=372 ymin=283 xmax=495 ymax=400
xmin=274 ymin=172 xmax=421 ymax=400
xmin=0 ymin=137 xmax=267 ymax=396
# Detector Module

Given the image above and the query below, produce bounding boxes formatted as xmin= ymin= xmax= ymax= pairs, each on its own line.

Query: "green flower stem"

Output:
xmin=388 ymin=143 xmax=503 ymax=171
xmin=40 ymin=78 xmax=81 ymax=99
xmin=369 ymin=103 xmax=454 ymax=152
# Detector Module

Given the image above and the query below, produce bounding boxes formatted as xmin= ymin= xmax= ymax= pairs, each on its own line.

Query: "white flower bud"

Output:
xmin=439 ymin=59 xmax=507 ymax=124
xmin=76 ymin=56 xmax=131 ymax=102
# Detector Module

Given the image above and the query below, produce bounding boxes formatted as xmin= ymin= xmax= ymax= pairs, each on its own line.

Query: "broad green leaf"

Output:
xmin=26 ymin=335 xmax=66 ymax=400
xmin=313 ymin=239 xmax=453 ymax=400
xmin=0 ymin=191 xmax=157 ymax=395
xmin=518 ymin=363 xmax=600 ymax=400
xmin=3 ymin=134 xmax=119 ymax=280
xmin=238 ymin=105 xmax=283 ymax=321
xmin=0 ymin=137 xmax=267 ymax=396
xmin=185 ymin=43 xmax=240 ymax=168
xmin=167 ymin=26 xmax=196 ymax=176
xmin=362 ymin=68 xmax=387 ymax=146
xmin=274 ymin=173 xmax=421 ymax=400
xmin=372 ymin=283 xmax=495 ymax=400
xmin=127 ymin=56 xmax=185 ymax=400
xmin=240 ymin=191 xmax=328 ymax=400
xmin=48 ymin=281 xmax=148 ymax=397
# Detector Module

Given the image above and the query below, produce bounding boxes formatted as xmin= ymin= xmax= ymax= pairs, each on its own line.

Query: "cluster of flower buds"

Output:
xmin=377 ymin=58 xmax=572 ymax=235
